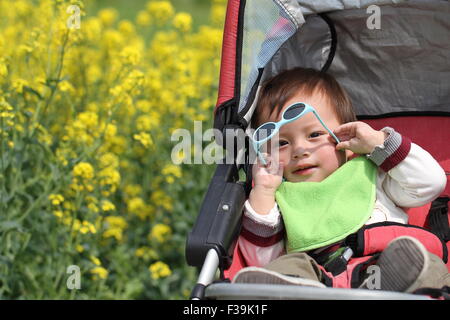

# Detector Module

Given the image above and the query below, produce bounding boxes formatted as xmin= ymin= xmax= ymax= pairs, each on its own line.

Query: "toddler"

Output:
xmin=234 ymin=67 xmax=449 ymax=292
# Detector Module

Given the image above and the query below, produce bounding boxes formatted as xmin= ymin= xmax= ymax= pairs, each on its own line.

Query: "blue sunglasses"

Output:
xmin=252 ymin=102 xmax=341 ymax=165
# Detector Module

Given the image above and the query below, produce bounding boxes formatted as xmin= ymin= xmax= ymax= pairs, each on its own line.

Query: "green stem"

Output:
xmin=15 ymin=171 xmax=54 ymax=223
xmin=29 ymin=31 xmax=69 ymax=140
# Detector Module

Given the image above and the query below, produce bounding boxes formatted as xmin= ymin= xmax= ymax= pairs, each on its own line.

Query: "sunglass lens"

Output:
xmin=255 ymin=123 xmax=276 ymax=141
xmin=283 ymin=103 xmax=305 ymax=120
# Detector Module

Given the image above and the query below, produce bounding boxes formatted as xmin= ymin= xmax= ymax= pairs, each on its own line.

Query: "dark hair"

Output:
xmin=252 ymin=67 xmax=356 ymax=128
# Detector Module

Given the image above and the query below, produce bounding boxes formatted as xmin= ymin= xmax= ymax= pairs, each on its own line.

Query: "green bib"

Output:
xmin=275 ymin=156 xmax=377 ymax=253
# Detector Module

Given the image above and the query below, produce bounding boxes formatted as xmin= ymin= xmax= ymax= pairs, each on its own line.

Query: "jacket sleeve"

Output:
xmin=367 ymin=127 xmax=446 ymax=208
xmin=237 ymin=200 xmax=285 ymax=267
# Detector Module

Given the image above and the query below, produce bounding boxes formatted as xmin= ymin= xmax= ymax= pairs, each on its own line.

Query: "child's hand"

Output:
xmin=333 ymin=121 xmax=388 ymax=155
xmin=252 ymin=153 xmax=284 ymax=193
xmin=249 ymin=153 xmax=284 ymax=215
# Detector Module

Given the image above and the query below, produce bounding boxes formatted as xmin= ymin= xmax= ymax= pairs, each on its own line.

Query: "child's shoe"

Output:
xmin=371 ymin=236 xmax=450 ymax=293
xmin=232 ymin=266 xmax=326 ymax=288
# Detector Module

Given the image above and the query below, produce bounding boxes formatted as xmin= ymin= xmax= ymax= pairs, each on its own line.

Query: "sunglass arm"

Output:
xmin=313 ymin=111 xmax=341 ymax=143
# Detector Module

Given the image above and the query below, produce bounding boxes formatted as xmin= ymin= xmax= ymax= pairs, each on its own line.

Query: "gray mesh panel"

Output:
xmin=239 ymin=0 xmax=302 ymax=112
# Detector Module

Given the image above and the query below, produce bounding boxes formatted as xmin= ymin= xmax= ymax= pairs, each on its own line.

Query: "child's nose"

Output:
xmin=291 ymin=140 xmax=310 ymax=159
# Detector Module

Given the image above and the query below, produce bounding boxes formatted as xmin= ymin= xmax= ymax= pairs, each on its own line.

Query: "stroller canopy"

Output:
xmin=215 ymin=0 xmax=450 ymax=130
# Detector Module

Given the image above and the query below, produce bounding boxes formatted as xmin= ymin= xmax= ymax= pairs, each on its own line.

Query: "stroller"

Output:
xmin=186 ymin=0 xmax=450 ymax=300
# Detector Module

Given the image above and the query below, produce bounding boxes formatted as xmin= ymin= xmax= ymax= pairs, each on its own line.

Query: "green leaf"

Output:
xmin=0 ymin=221 xmax=22 ymax=232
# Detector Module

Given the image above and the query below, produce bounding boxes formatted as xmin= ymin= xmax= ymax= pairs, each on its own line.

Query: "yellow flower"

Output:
xmin=173 ymin=12 xmax=192 ymax=33
xmin=15 ymin=124 xmax=24 ymax=133
xmin=103 ymin=216 xmax=127 ymax=241
xmin=210 ymin=4 xmax=226 ymax=26
xmin=127 ymin=197 xmax=153 ymax=220
xmin=76 ymin=244 xmax=84 ymax=253
xmin=99 ymin=153 xmax=119 ymax=169
xmin=87 ymin=221 xmax=97 ymax=233
xmin=150 ymin=190 xmax=173 ymax=212
xmin=124 ymin=184 xmax=142 ymax=198
xmin=136 ymin=113 xmax=160 ymax=131
xmin=103 ymin=29 xmax=124 ymax=49
xmin=118 ymin=20 xmax=135 ymax=36
xmin=149 ymin=223 xmax=172 ymax=243
xmin=86 ymin=195 xmax=97 ymax=204
xmin=87 ymin=64 xmax=102 ymax=83
xmin=146 ymin=1 xmax=174 ymax=25
xmin=58 ymin=80 xmax=75 ymax=93
xmin=135 ymin=246 xmax=158 ymax=260
xmin=72 ymin=219 xmax=81 ymax=232
xmin=82 ymin=17 xmax=103 ymax=42
xmin=87 ymin=202 xmax=99 ymax=213
xmin=195 ymin=26 xmax=223 ymax=52
xmin=74 ymin=112 xmax=99 ymax=131
xmin=53 ymin=210 xmax=63 ymax=218
xmin=165 ymin=176 xmax=174 ymax=184
xmin=91 ymin=266 xmax=108 ymax=280
xmin=120 ymin=46 xmax=141 ymax=66
xmin=0 ymin=58 xmax=7 ymax=78
xmin=104 ymin=123 xmax=118 ymax=141
xmin=123 ymin=69 xmax=146 ymax=92
xmin=149 ymin=261 xmax=172 ymax=280
xmin=63 ymin=201 xmax=76 ymax=211
xmin=133 ymin=132 xmax=153 ymax=149
xmin=0 ymin=100 xmax=13 ymax=120
xmin=11 ymin=79 xmax=29 ymax=94
xmin=127 ymin=197 xmax=145 ymax=213
xmin=79 ymin=220 xmax=97 ymax=234
xmin=98 ymin=8 xmax=118 ymax=27
xmin=104 ymin=216 xmax=127 ymax=229
xmin=103 ymin=228 xmax=123 ymax=241
xmin=135 ymin=247 xmax=146 ymax=258
xmin=136 ymin=100 xmax=152 ymax=113
xmin=73 ymin=162 xmax=95 ymax=180
xmin=98 ymin=167 xmax=121 ymax=192
xmin=90 ymin=255 xmax=101 ymax=266
xmin=101 ymin=200 xmax=115 ymax=212
xmin=49 ymin=194 xmax=64 ymax=206
xmin=136 ymin=10 xmax=151 ymax=26
xmin=162 ymin=164 xmax=182 ymax=178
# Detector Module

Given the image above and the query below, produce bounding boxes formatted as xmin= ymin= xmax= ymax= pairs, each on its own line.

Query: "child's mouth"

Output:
xmin=293 ymin=166 xmax=317 ymax=175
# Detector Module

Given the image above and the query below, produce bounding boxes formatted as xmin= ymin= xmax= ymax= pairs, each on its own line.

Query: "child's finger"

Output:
xmin=259 ymin=153 xmax=271 ymax=166
xmin=255 ymin=152 xmax=266 ymax=167
xmin=277 ymin=162 xmax=284 ymax=177
xmin=260 ymin=153 xmax=280 ymax=174
xmin=333 ymin=122 xmax=357 ymax=139
xmin=266 ymin=157 xmax=278 ymax=174
xmin=333 ymin=123 xmax=351 ymax=135
xmin=336 ymin=141 xmax=351 ymax=151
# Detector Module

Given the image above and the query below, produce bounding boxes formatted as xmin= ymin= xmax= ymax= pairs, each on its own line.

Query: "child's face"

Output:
xmin=265 ymin=90 xmax=349 ymax=183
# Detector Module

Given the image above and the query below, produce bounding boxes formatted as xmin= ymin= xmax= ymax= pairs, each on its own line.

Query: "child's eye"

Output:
xmin=276 ymin=140 xmax=288 ymax=148
xmin=309 ymin=131 xmax=324 ymax=138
